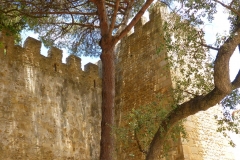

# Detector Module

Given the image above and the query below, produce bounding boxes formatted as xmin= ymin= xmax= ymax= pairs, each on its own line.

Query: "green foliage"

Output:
xmin=163 ymin=0 xmax=240 ymax=148
xmin=215 ymin=113 xmax=240 ymax=147
xmin=7 ymin=0 xmax=146 ymax=57
xmin=0 ymin=2 xmax=30 ymax=44
xmin=0 ymin=13 xmax=26 ymax=44
xmin=115 ymin=95 xmax=187 ymax=158
xmin=161 ymin=11 xmax=214 ymax=103
xmin=221 ymin=89 xmax=240 ymax=118
xmin=179 ymin=0 xmax=217 ymax=25
xmin=0 ymin=0 xmax=149 ymax=57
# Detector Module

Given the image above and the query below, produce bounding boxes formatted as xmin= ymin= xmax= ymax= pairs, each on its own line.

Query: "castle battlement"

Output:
xmin=0 ymin=30 xmax=102 ymax=160
xmin=0 ymin=31 xmax=101 ymax=88
xmin=121 ymin=2 xmax=164 ymax=44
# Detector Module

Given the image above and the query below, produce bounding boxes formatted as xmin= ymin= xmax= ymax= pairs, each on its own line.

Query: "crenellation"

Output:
xmin=48 ymin=46 xmax=63 ymax=63
xmin=0 ymin=34 xmax=100 ymax=80
xmin=0 ymin=31 xmax=15 ymax=57
xmin=121 ymin=3 xmax=163 ymax=43
xmin=84 ymin=63 xmax=99 ymax=76
xmin=66 ymin=54 xmax=82 ymax=72
xmin=23 ymin=37 xmax=42 ymax=55
xmin=134 ymin=17 xmax=147 ymax=33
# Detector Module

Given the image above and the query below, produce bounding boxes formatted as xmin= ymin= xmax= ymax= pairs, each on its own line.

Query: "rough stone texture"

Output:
xmin=115 ymin=7 xmax=183 ymax=160
xmin=0 ymin=31 xmax=102 ymax=160
xmin=182 ymin=105 xmax=235 ymax=160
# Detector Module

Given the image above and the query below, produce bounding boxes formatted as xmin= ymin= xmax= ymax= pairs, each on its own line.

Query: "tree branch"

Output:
xmin=183 ymin=90 xmax=199 ymax=96
xmin=29 ymin=11 xmax=97 ymax=15
xmin=199 ymin=42 xmax=219 ymax=51
xmin=146 ymin=87 xmax=226 ymax=159
xmin=232 ymin=69 xmax=240 ymax=89
xmin=96 ymin=0 xmax=110 ymax=36
xmin=114 ymin=0 xmax=134 ymax=36
xmin=109 ymin=0 xmax=120 ymax=33
xmin=134 ymin=129 xmax=148 ymax=154
xmin=38 ymin=21 xmax=100 ymax=28
xmin=214 ymin=27 xmax=240 ymax=94
xmin=114 ymin=0 xmax=154 ymax=42
xmin=213 ymin=0 xmax=240 ymax=17
xmin=105 ymin=1 xmax=126 ymax=14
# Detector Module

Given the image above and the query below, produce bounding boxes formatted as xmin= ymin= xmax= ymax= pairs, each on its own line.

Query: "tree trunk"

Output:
xmin=100 ymin=46 xmax=115 ymax=160
xmin=145 ymin=124 xmax=168 ymax=160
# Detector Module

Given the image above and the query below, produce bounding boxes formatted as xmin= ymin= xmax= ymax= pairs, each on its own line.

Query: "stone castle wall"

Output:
xmin=0 ymin=3 xmax=237 ymax=160
xmin=182 ymin=105 xmax=235 ymax=160
xmin=0 ymin=31 xmax=101 ymax=160
xmin=115 ymin=6 xmax=183 ymax=159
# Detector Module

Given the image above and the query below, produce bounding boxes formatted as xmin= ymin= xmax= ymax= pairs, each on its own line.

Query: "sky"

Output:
xmin=20 ymin=2 xmax=240 ymax=159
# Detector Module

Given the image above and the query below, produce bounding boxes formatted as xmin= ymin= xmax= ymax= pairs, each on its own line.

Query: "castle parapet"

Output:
xmin=84 ymin=63 xmax=99 ymax=76
xmin=134 ymin=17 xmax=147 ymax=33
xmin=122 ymin=2 xmax=163 ymax=43
xmin=0 ymin=33 xmax=101 ymax=84
xmin=48 ymin=47 xmax=63 ymax=63
xmin=66 ymin=54 xmax=82 ymax=72
xmin=24 ymin=37 xmax=41 ymax=55
xmin=0 ymin=30 xmax=15 ymax=57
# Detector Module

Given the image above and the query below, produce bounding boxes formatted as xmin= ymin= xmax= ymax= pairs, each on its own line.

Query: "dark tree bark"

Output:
xmin=100 ymin=38 xmax=116 ymax=160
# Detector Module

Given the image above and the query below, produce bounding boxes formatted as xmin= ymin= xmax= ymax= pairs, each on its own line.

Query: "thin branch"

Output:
xmin=29 ymin=11 xmax=97 ymax=15
xmin=109 ymin=0 xmax=120 ymax=33
xmin=213 ymin=0 xmax=240 ymax=17
xmin=200 ymin=43 xmax=219 ymax=51
xmin=105 ymin=1 xmax=126 ymax=13
xmin=232 ymin=109 xmax=240 ymax=119
xmin=114 ymin=0 xmax=134 ymax=36
xmin=134 ymin=129 xmax=148 ymax=154
xmin=115 ymin=0 xmax=154 ymax=42
xmin=38 ymin=21 xmax=100 ymax=28
xmin=183 ymin=90 xmax=199 ymax=96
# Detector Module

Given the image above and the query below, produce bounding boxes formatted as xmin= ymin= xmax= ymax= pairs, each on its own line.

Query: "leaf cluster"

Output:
xmin=215 ymin=112 xmax=240 ymax=147
xmin=115 ymin=95 xmax=187 ymax=158
xmin=162 ymin=11 xmax=214 ymax=104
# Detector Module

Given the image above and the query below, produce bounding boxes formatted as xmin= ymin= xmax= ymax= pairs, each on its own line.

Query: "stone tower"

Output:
xmin=115 ymin=3 xmax=236 ymax=160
